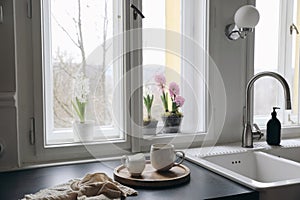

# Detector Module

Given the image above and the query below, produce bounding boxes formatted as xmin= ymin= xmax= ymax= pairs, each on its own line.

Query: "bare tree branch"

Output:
xmin=77 ymin=0 xmax=87 ymax=73
xmin=52 ymin=0 xmax=114 ymax=127
xmin=54 ymin=110 xmax=70 ymax=126
xmin=54 ymin=88 xmax=73 ymax=118
xmin=52 ymin=14 xmax=81 ymax=48
xmin=104 ymin=42 xmax=112 ymax=52
xmin=56 ymin=52 xmax=77 ymax=78
xmin=99 ymin=0 xmax=109 ymax=122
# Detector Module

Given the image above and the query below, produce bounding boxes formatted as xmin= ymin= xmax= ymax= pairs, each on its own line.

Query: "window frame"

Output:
xmin=18 ymin=0 xmax=214 ymax=166
xmin=137 ymin=0 xmax=211 ymax=150
xmin=42 ymin=0 xmax=126 ymax=147
xmin=253 ymin=0 xmax=300 ymax=133
xmin=19 ymin=0 xmax=133 ymax=164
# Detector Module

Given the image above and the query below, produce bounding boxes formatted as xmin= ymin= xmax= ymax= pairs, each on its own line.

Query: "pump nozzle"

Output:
xmin=272 ymin=107 xmax=280 ymax=117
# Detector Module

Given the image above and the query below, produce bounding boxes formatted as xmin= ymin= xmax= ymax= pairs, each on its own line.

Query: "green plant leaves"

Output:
xmin=72 ymin=97 xmax=86 ymax=123
xmin=144 ymin=94 xmax=154 ymax=120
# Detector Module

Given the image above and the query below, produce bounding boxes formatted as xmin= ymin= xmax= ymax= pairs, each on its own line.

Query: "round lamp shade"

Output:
xmin=234 ymin=5 xmax=260 ymax=28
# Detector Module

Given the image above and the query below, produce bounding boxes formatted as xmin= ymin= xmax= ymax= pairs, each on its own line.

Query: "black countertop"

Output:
xmin=0 ymin=160 xmax=258 ymax=200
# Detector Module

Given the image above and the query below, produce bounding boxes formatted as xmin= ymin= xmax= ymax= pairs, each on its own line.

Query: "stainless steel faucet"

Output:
xmin=242 ymin=71 xmax=292 ymax=148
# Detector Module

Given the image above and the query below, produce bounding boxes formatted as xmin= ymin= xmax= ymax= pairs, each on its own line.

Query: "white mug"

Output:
xmin=150 ymin=143 xmax=185 ymax=171
xmin=121 ymin=153 xmax=146 ymax=176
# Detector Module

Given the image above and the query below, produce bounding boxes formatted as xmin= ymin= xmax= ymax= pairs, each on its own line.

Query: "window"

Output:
xmin=21 ymin=0 xmax=208 ymax=163
xmin=43 ymin=0 xmax=207 ymax=144
xmin=142 ymin=0 xmax=207 ymax=136
xmin=254 ymin=0 xmax=300 ymax=128
xmin=43 ymin=0 xmax=124 ymax=145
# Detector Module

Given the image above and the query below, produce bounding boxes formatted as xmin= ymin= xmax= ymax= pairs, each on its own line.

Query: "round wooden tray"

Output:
xmin=113 ymin=161 xmax=190 ymax=188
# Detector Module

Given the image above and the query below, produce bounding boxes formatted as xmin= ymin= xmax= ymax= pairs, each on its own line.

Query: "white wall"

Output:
xmin=209 ymin=0 xmax=253 ymax=143
xmin=0 ymin=0 xmax=254 ymax=171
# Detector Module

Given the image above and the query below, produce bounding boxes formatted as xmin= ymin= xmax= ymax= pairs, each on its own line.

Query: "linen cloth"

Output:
xmin=22 ymin=173 xmax=137 ymax=200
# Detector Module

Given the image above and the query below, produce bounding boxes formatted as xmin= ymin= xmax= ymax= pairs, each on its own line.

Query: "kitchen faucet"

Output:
xmin=242 ymin=71 xmax=292 ymax=148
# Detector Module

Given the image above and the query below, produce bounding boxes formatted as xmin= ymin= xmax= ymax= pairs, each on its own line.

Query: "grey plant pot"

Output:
xmin=161 ymin=115 xmax=183 ymax=133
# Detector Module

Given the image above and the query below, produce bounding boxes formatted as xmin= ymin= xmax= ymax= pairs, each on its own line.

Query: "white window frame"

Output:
xmin=18 ymin=0 xmax=133 ymax=164
xmin=137 ymin=0 xmax=212 ymax=150
xmin=253 ymin=0 xmax=300 ymax=135
xmin=42 ymin=0 xmax=125 ymax=146
xmin=17 ymin=0 xmax=215 ymax=165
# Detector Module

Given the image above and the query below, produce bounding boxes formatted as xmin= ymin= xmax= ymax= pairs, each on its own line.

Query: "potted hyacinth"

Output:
xmin=155 ymin=74 xmax=185 ymax=133
xmin=143 ymin=93 xmax=158 ymax=135
xmin=72 ymin=72 xmax=95 ymax=142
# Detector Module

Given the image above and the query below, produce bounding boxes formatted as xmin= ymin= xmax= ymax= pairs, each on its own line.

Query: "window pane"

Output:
xmin=44 ymin=0 xmax=123 ymax=145
xmin=254 ymin=0 xmax=299 ymax=126
xmin=254 ymin=0 xmax=280 ymax=123
xmin=142 ymin=0 xmax=206 ymax=134
xmin=291 ymin=0 xmax=300 ymax=125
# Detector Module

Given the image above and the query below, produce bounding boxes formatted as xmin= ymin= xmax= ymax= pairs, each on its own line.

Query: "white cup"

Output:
xmin=150 ymin=143 xmax=185 ymax=171
xmin=121 ymin=153 xmax=146 ymax=176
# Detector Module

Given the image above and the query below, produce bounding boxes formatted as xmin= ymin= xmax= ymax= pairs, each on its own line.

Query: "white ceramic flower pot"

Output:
xmin=142 ymin=120 xmax=158 ymax=135
xmin=73 ymin=120 xmax=95 ymax=142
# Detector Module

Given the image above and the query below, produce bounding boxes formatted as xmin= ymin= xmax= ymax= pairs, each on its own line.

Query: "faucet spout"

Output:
xmin=242 ymin=71 xmax=292 ymax=148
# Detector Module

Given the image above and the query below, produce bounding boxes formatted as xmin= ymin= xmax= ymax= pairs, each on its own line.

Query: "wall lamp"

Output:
xmin=225 ymin=5 xmax=260 ymax=40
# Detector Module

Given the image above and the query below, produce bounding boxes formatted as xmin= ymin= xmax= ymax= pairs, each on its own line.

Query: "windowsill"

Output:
xmin=45 ymin=126 xmax=207 ymax=148
xmin=142 ymin=130 xmax=207 ymax=150
xmin=255 ymin=115 xmax=299 ymax=128
xmin=46 ymin=126 xmax=124 ymax=147
xmin=143 ymin=131 xmax=206 ymax=140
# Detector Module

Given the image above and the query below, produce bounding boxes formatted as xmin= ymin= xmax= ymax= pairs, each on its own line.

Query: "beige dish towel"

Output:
xmin=22 ymin=173 xmax=137 ymax=200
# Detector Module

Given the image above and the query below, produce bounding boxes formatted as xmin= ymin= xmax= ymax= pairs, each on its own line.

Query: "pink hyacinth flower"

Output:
xmin=175 ymin=96 xmax=185 ymax=107
xmin=169 ymin=82 xmax=180 ymax=97
xmin=154 ymin=74 xmax=166 ymax=90
xmin=154 ymin=74 xmax=166 ymax=85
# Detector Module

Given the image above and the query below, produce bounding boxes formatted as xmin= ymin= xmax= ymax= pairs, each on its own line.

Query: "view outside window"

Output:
xmin=254 ymin=0 xmax=299 ymax=126
xmin=44 ymin=0 xmax=206 ymax=145
xmin=44 ymin=0 xmax=122 ymax=144
xmin=142 ymin=0 xmax=182 ymax=124
xmin=142 ymin=0 xmax=206 ymax=134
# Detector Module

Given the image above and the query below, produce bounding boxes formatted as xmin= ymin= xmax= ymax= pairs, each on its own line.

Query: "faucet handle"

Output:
xmin=253 ymin=123 xmax=260 ymax=131
xmin=252 ymin=123 xmax=264 ymax=140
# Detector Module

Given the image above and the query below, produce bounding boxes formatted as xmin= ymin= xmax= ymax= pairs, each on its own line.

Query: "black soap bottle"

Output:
xmin=266 ymin=107 xmax=281 ymax=146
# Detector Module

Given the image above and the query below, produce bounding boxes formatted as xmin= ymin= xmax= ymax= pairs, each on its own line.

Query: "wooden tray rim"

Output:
xmin=114 ymin=160 xmax=190 ymax=183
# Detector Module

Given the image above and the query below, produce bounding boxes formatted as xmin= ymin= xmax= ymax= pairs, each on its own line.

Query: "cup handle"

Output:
xmin=121 ymin=155 xmax=127 ymax=167
xmin=174 ymin=151 xmax=185 ymax=166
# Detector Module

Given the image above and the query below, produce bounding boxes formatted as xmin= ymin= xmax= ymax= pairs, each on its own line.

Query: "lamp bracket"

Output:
xmin=225 ymin=24 xmax=240 ymax=40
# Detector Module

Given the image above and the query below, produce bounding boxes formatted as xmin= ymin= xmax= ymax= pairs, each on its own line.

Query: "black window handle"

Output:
xmin=0 ymin=4 xmax=3 ymax=24
xmin=130 ymin=4 xmax=145 ymax=20
xmin=290 ymin=23 xmax=299 ymax=35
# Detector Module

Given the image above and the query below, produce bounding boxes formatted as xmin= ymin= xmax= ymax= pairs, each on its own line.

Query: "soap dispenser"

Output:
xmin=266 ymin=107 xmax=281 ymax=146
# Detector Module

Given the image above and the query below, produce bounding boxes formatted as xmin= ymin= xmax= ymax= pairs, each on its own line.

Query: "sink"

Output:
xmin=186 ymin=149 xmax=300 ymax=200
xmin=265 ymin=146 xmax=300 ymax=163
xmin=206 ymin=151 xmax=300 ymax=183
xmin=199 ymin=151 xmax=300 ymax=187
